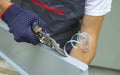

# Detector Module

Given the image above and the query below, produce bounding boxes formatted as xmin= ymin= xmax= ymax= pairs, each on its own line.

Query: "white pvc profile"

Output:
xmin=0 ymin=20 xmax=88 ymax=75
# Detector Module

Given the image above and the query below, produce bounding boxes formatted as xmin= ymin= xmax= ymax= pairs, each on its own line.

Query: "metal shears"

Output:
xmin=32 ymin=22 xmax=67 ymax=57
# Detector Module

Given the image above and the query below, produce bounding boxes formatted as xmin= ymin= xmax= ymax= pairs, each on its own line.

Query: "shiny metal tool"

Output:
xmin=32 ymin=22 xmax=67 ymax=57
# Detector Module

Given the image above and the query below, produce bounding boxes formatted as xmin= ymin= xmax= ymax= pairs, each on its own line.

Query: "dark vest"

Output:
xmin=11 ymin=0 xmax=85 ymax=48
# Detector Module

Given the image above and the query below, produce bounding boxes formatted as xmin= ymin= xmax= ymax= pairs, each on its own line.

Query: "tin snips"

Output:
xmin=32 ymin=22 xmax=67 ymax=57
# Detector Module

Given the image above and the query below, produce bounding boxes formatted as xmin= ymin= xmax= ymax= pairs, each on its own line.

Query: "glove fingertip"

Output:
xmin=28 ymin=29 xmax=40 ymax=45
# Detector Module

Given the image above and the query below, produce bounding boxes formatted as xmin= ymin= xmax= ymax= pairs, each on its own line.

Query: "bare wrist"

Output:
xmin=0 ymin=0 xmax=12 ymax=14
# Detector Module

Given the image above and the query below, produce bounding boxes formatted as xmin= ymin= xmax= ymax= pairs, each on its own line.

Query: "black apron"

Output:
xmin=11 ymin=0 xmax=85 ymax=49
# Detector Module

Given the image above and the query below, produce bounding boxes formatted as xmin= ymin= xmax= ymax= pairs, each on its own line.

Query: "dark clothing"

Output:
xmin=11 ymin=0 xmax=85 ymax=48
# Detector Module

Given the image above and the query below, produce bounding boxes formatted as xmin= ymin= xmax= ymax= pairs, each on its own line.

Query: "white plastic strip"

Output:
xmin=62 ymin=56 xmax=88 ymax=72
xmin=0 ymin=20 xmax=88 ymax=72
xmin=0 ymin=51 xmax=29 ymax=75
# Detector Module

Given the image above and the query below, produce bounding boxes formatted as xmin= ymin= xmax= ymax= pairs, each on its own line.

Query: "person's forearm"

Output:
xmin=0 ymin=0 xmax=12 ymax=15
xmin=70 ymin=15 xmax=104 ymax=64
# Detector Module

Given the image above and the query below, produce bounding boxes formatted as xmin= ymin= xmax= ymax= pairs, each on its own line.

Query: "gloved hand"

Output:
xmin=1 ymin=4 xmax=48 ymax=45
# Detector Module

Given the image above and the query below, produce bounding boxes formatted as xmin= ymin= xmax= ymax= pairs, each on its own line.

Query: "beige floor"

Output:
xmin=0 ymin=57 xmax=20 ymax=75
